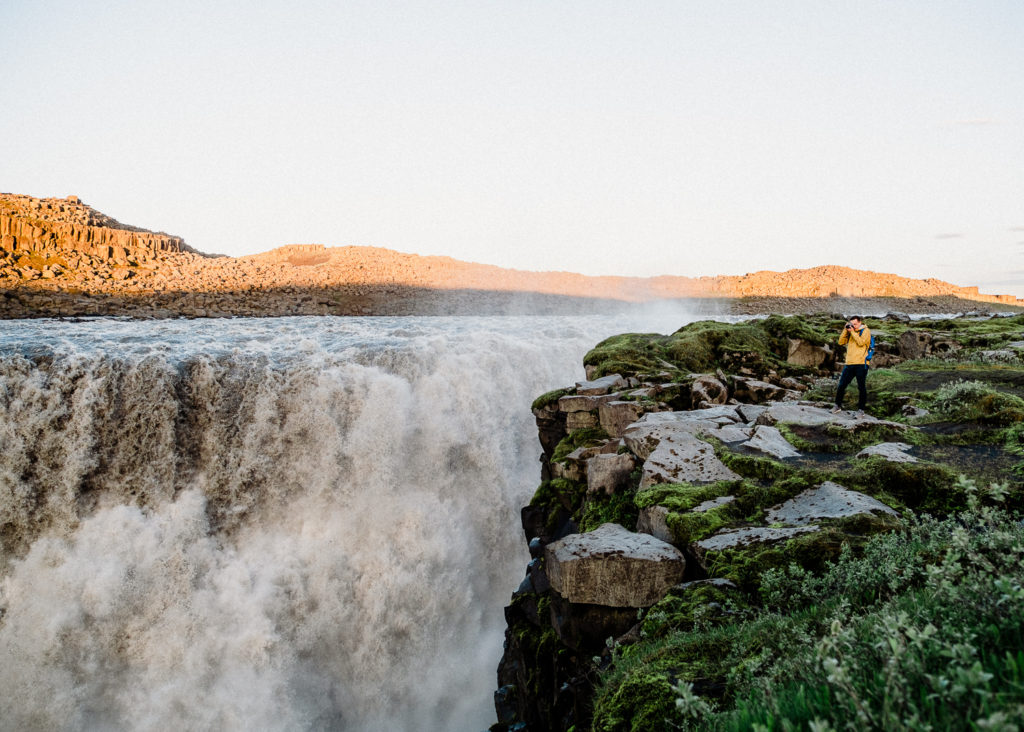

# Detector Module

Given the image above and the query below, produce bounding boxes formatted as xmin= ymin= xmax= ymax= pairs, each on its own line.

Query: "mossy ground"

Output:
xmin=582 ymin=314 xmax=839 ymax=380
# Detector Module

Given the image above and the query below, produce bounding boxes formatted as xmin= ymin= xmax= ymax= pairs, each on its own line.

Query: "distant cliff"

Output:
xmin=0 ymin=193 xmax=193 ymax=264
xmin=0 ymin=193 xmax=1020 ymax=318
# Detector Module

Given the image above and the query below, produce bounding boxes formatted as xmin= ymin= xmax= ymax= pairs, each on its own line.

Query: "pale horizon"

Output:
xmin=2 ymin=1 xmax=1021 ymax=295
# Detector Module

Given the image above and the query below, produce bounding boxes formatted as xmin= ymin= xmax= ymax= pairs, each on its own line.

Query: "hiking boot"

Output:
xmin=830 ymin=405 xmax=842 ymax=414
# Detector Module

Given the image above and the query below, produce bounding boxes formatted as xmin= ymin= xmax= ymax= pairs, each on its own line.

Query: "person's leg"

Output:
xmin=835 ymin=366 xmax=854 ymax=408
xmin=855 ymin=365 xmax=868 ymax=410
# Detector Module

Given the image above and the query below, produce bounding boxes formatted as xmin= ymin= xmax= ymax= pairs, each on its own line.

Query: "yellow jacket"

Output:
xmin=839 ymin=326 xmax=871 ymax=365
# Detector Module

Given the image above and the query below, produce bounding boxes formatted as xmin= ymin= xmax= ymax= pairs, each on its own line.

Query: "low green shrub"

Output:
xmin=931 ymin=379 xmax=1024 ymax=425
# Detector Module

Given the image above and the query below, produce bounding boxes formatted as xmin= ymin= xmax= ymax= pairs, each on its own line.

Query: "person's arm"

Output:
xmin=849 ymin=328 xmax=870 ymax=348
xmin=838 ymin=328 xmax=850 ymax=345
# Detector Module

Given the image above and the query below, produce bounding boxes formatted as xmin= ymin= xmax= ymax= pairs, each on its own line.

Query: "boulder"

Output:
xmin=764 ymin=481 xmax=898 ymax=525
xmin=898 ymin=331 xmax=932 ymax=359
xmin=586 ymin=453 xmax=636 ymax=495
xmin=691 ymin=374 xmax=728 ymax=407
xmin=742 ymin=424 xmax=801 ymax=459
xmin=731 ymin=376 xmax=792 ymax=403
xmin=565 ymin=411 xmax=600 ymax=430
xmin=636 ymin=505 xmax=673 ymax=543
xmin=544 ymin=523 xmax=686 ymax=607
xmin=576 ymin=373 xmax=628 ymax=396
xmin=598 ymin=400 xmax=649 ymax=438
xmin=786 ymin=338 xmax=831 ymax=368
xmin=855 ymin=442 xmax=917 ymax=463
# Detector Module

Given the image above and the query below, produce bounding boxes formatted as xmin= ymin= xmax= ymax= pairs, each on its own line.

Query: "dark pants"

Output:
xmin=835 ymin=364 xmax=868 ymax=410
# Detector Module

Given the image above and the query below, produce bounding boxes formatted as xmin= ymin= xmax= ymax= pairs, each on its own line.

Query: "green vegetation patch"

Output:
xmin=596 ymin=492 xmax=1024 ymax=732
xmin=582 ymin=315 xmax=838 ymax=380
xmin=529 ymin=478 xmax=587 ymax=536
xmin=578 ymin=484 xmax=641 ymax=533
xmin=551 ymin=427 xmax=609 ymax=463
xmin=930 ymin=378 xmax=1024 ymax=425
xmin=531 ymin=387 xmax=573 ymax=411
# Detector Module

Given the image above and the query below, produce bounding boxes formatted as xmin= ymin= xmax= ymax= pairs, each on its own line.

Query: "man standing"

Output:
xmin=831 ymin=316 xmax=871 ymax=415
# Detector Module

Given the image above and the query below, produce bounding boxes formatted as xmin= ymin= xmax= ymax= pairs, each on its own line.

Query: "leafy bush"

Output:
xmin=680 ymin=484 xmax=1024 ymax=730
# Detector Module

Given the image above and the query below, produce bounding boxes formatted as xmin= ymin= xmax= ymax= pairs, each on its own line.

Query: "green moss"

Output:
xmin=718 ymin=450 xmax=794 ymax=482
xmin=529 ymin=478 xmax=587 ymax=535
xmin=732 ymin=474 xmax=820 ymax=521
xmin=578 ymin=487 xmax=641 ymax=533
xmin=640 ymin=583 xmax=750 ymax=639
xmin=532 ymin=387 xmax=572 ymax=411
xmin=841 ymin=457 xmax=962 ymax=514
xmin=635 ymin=481 xmax=736 ymax=513
xmin=777 ymin=421 xmax=907 ymax=454
xmin=666 ymin=505 xmax=733 ymax=545
xmin=591 ymin=670 xmax=682 ymax=732
xmin=583 ymin=332 xmax=677 ymax=379
xmin=551 ymin=427 xmax=609 ymax=463
xmin=702 ymin=527 xmax=852 ymax=592
xmin=581 ymin=315 xmax=836 ymax=380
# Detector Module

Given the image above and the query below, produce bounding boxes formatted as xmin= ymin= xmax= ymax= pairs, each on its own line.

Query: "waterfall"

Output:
xmin=0 ymin=312 xmax=694 ymax=731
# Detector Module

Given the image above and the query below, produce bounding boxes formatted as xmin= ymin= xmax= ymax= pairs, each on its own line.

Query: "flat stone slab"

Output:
xmin=856 ymin=442 xmax=918 ymax=463
xmin=639 ymin=405 xmax=741 ymax=424
xmin=764 ymin=481 xmax=898 ymax=525
xmin=736 ymin=403 xmax=768 ymax=424
xmin=755 ymin=403 xmax=905 ymax=431
xmin=709 ymin=424 xmax=754 ymax=443
xmin=742 ymin=424 xmax=801 ymax=459
xmin=695 ymin=525 xmax=820 ymax=552
xmin=622 ymin=420 xmax=721 ymax=460
xmin=639 ymin=429 xmax=742 ymax=488
xmin=545 ymin=523 xmax=686 ymax=607
xmin=576 ymin=373 xmax=628 ymax=396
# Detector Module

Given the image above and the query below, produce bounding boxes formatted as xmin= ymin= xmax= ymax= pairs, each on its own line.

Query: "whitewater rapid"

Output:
xmin=0 ymin=311 xmax=700 ymax=732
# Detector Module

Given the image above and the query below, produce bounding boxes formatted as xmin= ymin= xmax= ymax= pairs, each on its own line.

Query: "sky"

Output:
xmin=2 ymin=1 xmax=1022 ymax=295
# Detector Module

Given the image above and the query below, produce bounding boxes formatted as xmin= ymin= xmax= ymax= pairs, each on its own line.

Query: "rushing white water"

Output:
xmin=0 ymin=310 xmax=701 ymax=732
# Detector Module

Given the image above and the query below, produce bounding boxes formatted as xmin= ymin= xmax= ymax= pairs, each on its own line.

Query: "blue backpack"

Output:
xmin=864 ymin=329 xmax=876 ymax=364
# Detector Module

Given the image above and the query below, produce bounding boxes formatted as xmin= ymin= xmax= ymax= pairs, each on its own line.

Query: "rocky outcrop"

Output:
xmin=494 ymin=313 xmax=1024 ymax=732
xmin=545 ymin=523 xmax=685 ymax=607
xmin=0 ymin=194 xmax=191 ymax=264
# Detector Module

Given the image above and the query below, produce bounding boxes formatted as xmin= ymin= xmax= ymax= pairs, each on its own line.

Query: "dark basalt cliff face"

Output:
xmin=491 ymin=312 xmax=1024 ymax=731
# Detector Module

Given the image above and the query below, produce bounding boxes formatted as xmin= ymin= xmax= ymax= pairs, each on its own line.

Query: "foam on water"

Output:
xmin=0 ymin=312 xmax=697 ymax=731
